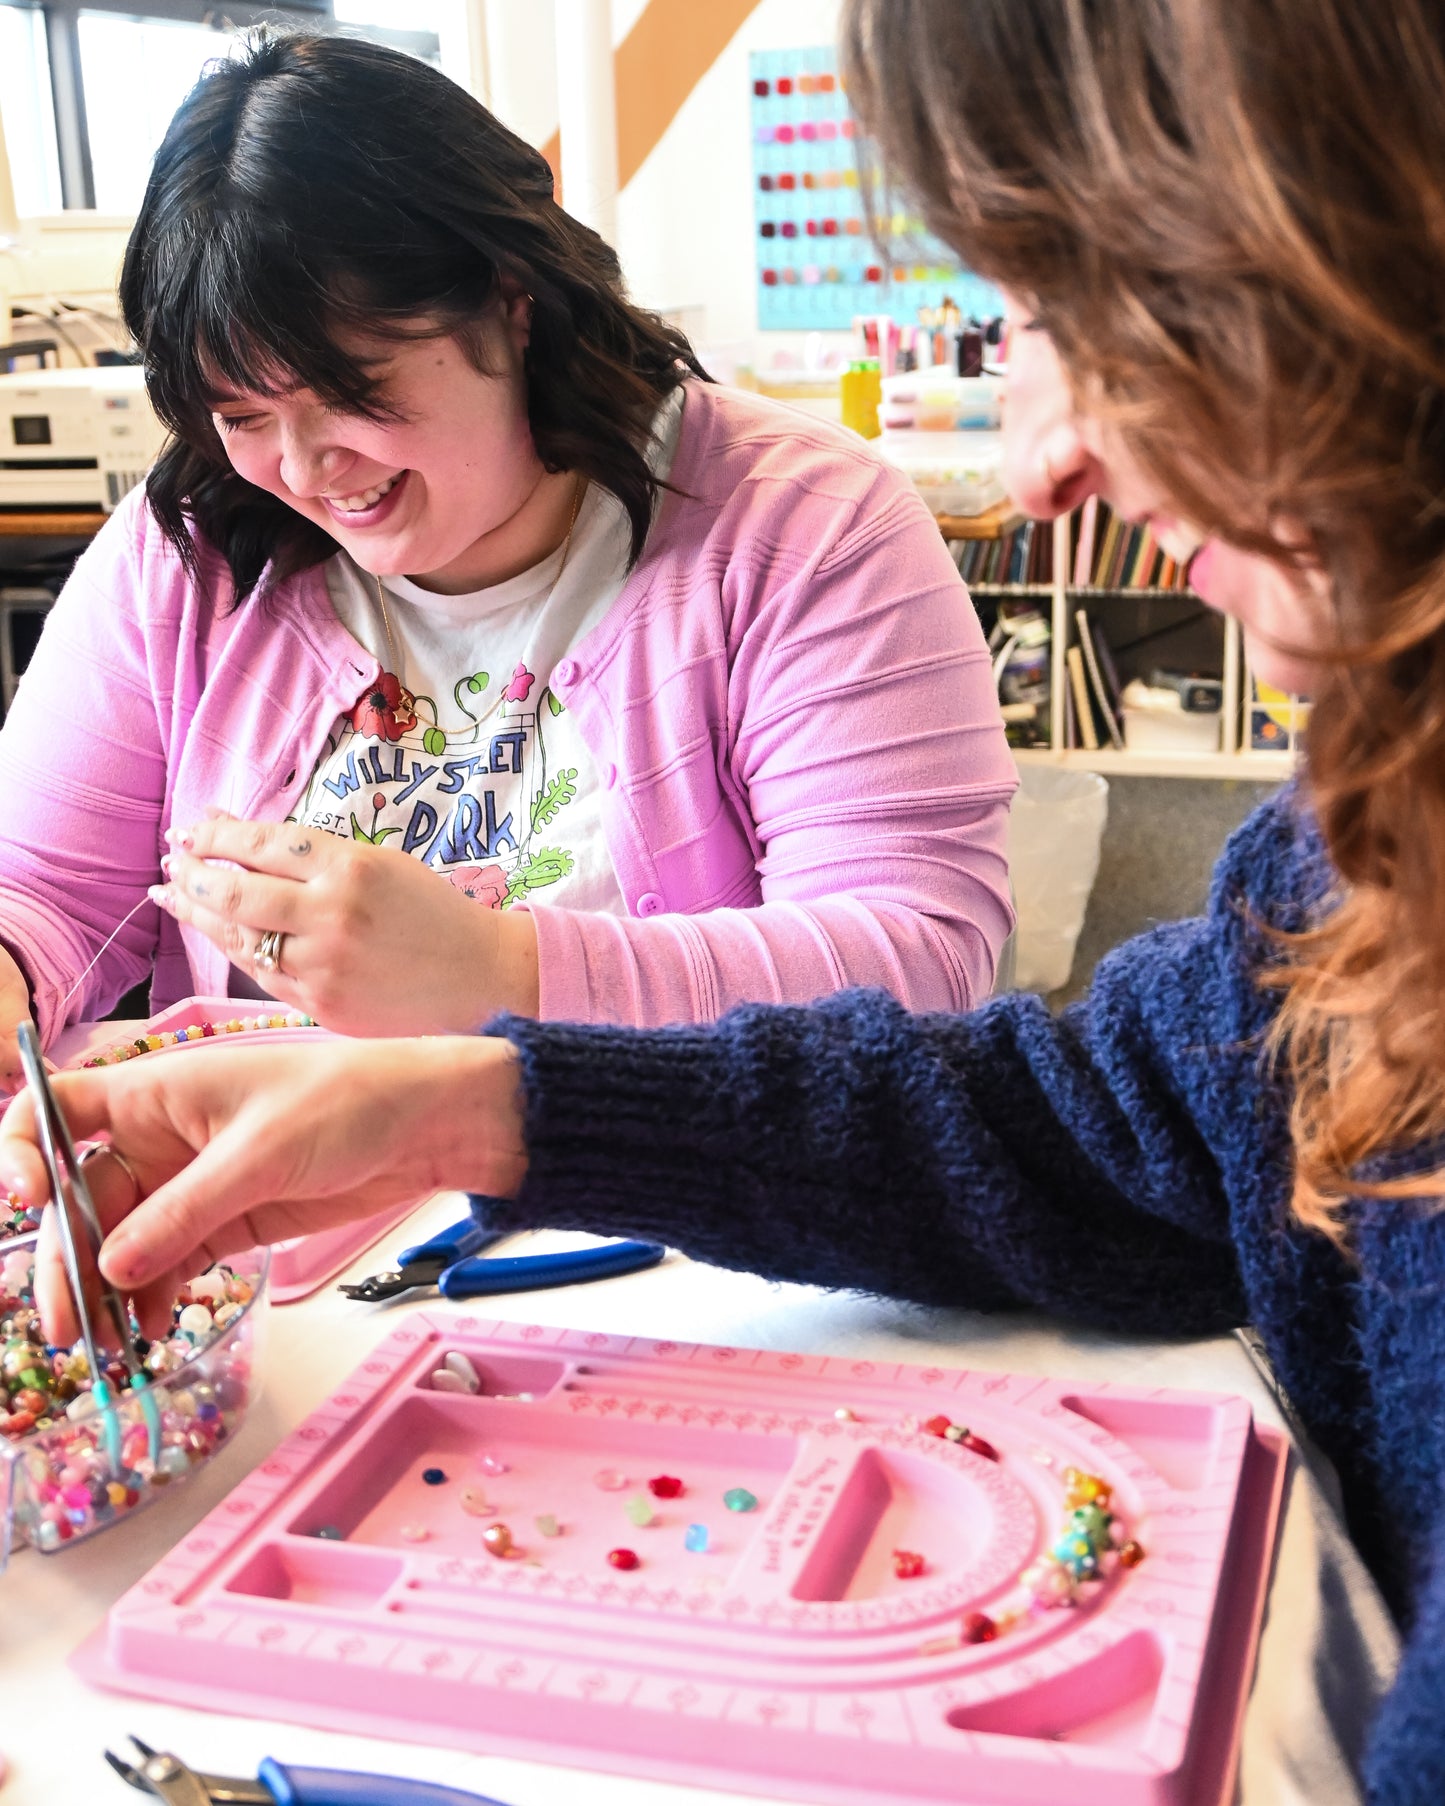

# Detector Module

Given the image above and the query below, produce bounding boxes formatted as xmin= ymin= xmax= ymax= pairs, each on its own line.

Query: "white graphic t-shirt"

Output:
xmin=290 ymin=388 xmax=685 ymax=918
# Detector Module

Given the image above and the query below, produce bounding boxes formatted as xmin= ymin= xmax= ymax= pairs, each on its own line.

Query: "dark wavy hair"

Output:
xmin=120 ymin=31 xmax=706 ymax=601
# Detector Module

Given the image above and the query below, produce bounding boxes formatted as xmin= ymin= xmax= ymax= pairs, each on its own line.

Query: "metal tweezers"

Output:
xmin=16 ymin=1020 xmax=161 ymax=1476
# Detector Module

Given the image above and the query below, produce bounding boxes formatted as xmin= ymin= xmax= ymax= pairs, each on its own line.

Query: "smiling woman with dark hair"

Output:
xmin=0 ymin=32 xmax=1015 ymax=1081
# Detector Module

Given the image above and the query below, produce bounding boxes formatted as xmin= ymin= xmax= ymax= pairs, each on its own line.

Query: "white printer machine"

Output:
xmin=0 ymin=364 xmax=167 ymax=511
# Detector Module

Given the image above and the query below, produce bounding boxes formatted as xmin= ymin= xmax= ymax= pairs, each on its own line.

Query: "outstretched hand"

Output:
xmin=152 ymin=812 xmax=540 ymax=1035
xmin=0 ymin=1033 xmax=528 ymax=1345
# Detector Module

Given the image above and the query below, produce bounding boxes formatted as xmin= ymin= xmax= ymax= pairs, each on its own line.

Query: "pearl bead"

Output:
xmin=482 ymin=1523 xmax=513 ymax=1556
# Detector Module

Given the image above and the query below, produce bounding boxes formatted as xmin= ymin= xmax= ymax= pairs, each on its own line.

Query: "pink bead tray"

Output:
xmin=48 ymin=997 xmax=420 ymax=1303
xmin=76 ymin=1313 xmax=1287 ymax=1806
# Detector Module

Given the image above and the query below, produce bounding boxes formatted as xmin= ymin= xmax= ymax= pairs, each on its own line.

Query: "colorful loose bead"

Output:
xmin=1118 ymin=1539 xmax=1146 ymax=1568
xmin=962 ymin=1612 xmax=997 ymax=1644
xmin=479 ymin=1454 xmax=509 ymax=1476
xmin=607 ymin=1547 xmax=640 ymax=1570
xmin=400 ymin=1524 xmax=430 ymax=1543
xmin=625 ymin=1495 xmax=655 ymax=1527
xmin=1062 ymin=1468 xmax=1112 ymax=1509
xmin=647 ymin=1474 xmax=684 ymax=1498
xmin=892 ymin=1549 xmax=926 ymax=1579
xmin=422 ymin=1467 xmax=447 ymax=1486
xmin=1051 ymin=1530 xmax=1100 ymax=1580
xmin=921 ymin=1414 xmax=952 ymax=1438
xmin=443 ymin=1351 xmax=481 ymax=1390
xmin=534 ymin=1514 xmax=561 ymax=1538
xmin=683 ymin=1523 xmax=710 ymax=1553
xmin=482 ymin=1523 xmax=513 ymax=1556
xmin=1022 ymin=1553 xmax=1079 ymax=1608
xmin=593 ymin=1467 xmax=630 ymax=1492
xmin=460 ymin=1487 xmax=493 ymax=1517
xmin=723 ymin=1487 xmax=758 ymax=1513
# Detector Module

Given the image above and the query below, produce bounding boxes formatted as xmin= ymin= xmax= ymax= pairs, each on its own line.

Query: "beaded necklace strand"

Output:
xmin=81 ymin=1011 xmax=316 ymax=1069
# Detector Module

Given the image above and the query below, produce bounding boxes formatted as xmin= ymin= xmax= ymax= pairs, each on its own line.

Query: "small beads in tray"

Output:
xmin=0 ymin=1241 xmax=269 ymax=1561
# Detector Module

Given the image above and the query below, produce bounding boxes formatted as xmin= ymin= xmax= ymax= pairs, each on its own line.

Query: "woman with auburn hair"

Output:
xmin=0 ymin=31 xmax=1016 ymax=1090
xmin=11 ymin=0 xmax=1445 ymax=1795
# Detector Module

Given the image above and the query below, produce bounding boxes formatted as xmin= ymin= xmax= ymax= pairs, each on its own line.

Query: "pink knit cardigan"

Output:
xmin=0 ymin=381 xmax=1016 ymax=1040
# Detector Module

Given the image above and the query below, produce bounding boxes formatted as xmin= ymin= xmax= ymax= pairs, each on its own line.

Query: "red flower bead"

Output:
xmin=607 ymin=1547 xmax=640 ymax=1571
xmin=921 ymin=1414 xmax=952 ymax=1438
xmin=962 ymin=1611 xmax=997 ymax=1644
xmin=647 ymin=1475 xmax=684 ymax=1498
xmin=892 ymin=1549 xmax=926 ymax=1579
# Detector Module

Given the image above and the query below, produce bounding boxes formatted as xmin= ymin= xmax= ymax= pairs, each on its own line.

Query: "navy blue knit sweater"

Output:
xmin=488 ymin=791 xmax=1445 ymax=1805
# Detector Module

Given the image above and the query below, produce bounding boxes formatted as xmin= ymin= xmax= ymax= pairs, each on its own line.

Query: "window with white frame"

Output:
xmin=0 ymin=0 xmax=446 ymax=217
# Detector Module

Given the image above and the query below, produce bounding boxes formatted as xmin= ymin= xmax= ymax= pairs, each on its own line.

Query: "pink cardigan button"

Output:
xmin=636 ymin=892 xmax=665 ymax=917
xmin=554 ymin=658 xmax=579 ymax=687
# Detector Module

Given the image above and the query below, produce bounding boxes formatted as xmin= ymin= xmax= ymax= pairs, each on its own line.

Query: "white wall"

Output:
xmin=614 ymin=0 xmax=845 ymax=366
xmin=481 ymin=0 xmax=848 ymax=369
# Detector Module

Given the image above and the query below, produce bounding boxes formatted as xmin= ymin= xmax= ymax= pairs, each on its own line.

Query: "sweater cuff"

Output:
xmin=482 ymin=1013 xmax=739 ymax=1244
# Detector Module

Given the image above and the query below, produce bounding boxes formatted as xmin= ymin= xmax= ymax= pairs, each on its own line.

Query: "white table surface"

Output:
xmin=0 ymin=1190 xmax=1401 ymax=1806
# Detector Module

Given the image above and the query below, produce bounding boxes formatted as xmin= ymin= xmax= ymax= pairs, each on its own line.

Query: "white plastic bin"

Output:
xmin=1006 ymin=766 xmax=1110 ymax=993
xmin=876 ymin=431 xmax=1006 ymax=516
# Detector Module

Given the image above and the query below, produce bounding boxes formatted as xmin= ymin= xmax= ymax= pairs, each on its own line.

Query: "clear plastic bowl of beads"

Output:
xmin=0 ymin=1234 xmax=269 ymax=1567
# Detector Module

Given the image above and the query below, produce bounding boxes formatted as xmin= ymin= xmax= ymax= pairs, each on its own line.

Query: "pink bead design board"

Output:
xmin=48 ymin=996 xmax=420 ymax=1301
xmin=77 ymin=1313 xmax=1287 ymax=1806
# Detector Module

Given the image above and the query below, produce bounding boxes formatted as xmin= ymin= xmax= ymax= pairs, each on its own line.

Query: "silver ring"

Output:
xmin=80 ymin=1141 xmax=143 ymax=1201
xmin=254 ymin=928 xmax=286 ymax=976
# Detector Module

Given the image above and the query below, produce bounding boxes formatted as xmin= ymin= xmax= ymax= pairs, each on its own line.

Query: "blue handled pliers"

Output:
xmin=106 ymin=1734 xmax=512 ymax=1805
xmin=338 ymin=1201 xmax=666 ymax=1303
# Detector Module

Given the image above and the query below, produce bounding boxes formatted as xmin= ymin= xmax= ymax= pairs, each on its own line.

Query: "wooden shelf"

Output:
xmin=1070 ymin=585 xmax=1197 ymax=600
xmin=935 ymin=501 xmax=1024 ymax=541
xmin=0 ymin=510 xmax=107 ymax=537
xmin=1014 ymin=746 xmax=1292 ymax=782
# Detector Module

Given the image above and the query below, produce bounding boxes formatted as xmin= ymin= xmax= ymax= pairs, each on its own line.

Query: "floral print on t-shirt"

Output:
xmin=292 ymin=657 xmax=583 ymax=909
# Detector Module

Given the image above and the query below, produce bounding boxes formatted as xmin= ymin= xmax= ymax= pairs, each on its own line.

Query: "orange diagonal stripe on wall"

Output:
xmin=541 ymin=0 xmax=759 ymax=199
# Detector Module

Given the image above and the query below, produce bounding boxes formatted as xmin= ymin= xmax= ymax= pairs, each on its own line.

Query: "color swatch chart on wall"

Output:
xmin=750 ymin=46 xmax=1002 ymax=332
xmin=82 ymin=1312 xmax=1286 ymax=1806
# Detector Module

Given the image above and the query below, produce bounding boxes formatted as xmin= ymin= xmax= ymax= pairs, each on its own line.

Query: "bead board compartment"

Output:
xmin=75 ymin=1314 xmax=1287 ymax=1806
xmin=53 ymin=997 xmax=421 ymax=1302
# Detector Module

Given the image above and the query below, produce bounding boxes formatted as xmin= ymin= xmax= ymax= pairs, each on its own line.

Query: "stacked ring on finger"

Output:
xmin=253 ymin=928 xmax=286 ymax=976
xmin=81 ymin=1012 xmax=315 ymax=1069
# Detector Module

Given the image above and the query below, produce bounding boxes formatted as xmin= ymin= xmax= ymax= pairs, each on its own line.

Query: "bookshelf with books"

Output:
xmin=946 ymin=499 xmax=1303 ymax=780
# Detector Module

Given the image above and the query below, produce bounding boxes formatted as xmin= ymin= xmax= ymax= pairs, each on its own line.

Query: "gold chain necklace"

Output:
xmin=372 ymin=474 xmax=587 ymax=685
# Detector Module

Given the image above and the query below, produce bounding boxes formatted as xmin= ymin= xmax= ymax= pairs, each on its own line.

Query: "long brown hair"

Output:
xmin=842 ymin=0 xmax=1445 ymax=1233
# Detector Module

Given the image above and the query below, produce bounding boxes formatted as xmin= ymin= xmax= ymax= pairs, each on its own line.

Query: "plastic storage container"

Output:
xmin=878 ymin=371 xmax=1004 ymax=432
xmin=877 ymin=430 xmax=1007 ymax=516
xmin=0 ymin=1237 xmax=270 ymax=1567
xmin=1007 ymin=765 xmax=1110 ymax=993
xmin=1119 ymin=681 xmax=1222 ymax=756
